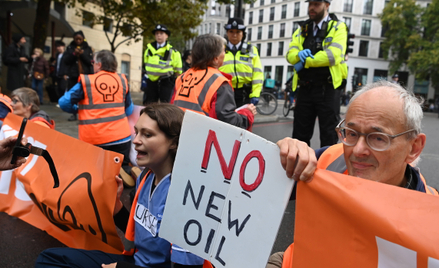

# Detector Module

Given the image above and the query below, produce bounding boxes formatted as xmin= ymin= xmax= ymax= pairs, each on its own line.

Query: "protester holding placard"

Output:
xmin=172 ymin=34 xmax=256 ymax=131
xmin=267 ymin=80 xmax=438 ymax=268
xmin=35 ymin=103 xmax=205 ymax=268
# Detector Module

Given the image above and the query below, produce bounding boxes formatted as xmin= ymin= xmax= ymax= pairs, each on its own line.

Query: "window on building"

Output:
xmin=278 ymin=41 xmax=284 ymax=56
xmin=271 ymin=0 xmax=275 ymax=3
xmin=373 ymin=69 xmax=388 ymax=82
xmin=343 ymin=17 xmax=352 ymax=31
xmin=275 ymin=65 xmax=284 ymax=85
xmin=364 ymin=0 xmax=373 ymax=15
xmin=226 ymin=6 xmax=231 ymax=17
xmin=264 ymin=66 xmax=272 ymax=79
xmin=359 ymin=40 xmax=369 ymax=57
xmin=268 ymin=25 xmax=274 ymax=39
xmin=353 ymin=68 xmax=368 ymax=91
xmin=248 ymin=28 xmax=252 ymax=41
xmin=259 ymin=9 xmax=264 ymax=23
xmin=343 ymin=0 xmax=353 ymax=12
xmin=293 ymin=22 xmax=300 ymax=33
xmin=103 ymin=17 xmax=113 ymax=32
xmin=270 ymin=7 xmax=275 ymax=21
xmin=287 ymin=65 xmax=294 ymax=80
xmin=258 ymin=26 xmax=262 ymax=40
xmin=216 ymin=23 xmax=221 ymax=35
xmin=256 ymin=43 xmax=261 ymax=54
xmin=361 ymin=19 xmax=371 ymax=36
xmin=267 ymin=42 xmax=272 ymax=56
xmin=200 ymin=25 xmax=203 ymax=35
xmin=249 ymin=11 xmax=253 ymax=24
xmin=294 ymin=2 xmax=300 ymax=17
xmin=54 ymin=2 xmax=66 ymax=18
xmin=381 ymin=24 xmax=388 ymax=37
xmin=205 ymin=24 xmax=207 ymax=34
xmin=250 ymin=2 xmax=254 ymax=8
xmin=122 ymin=23 xmax=132 ymax=36
xmin=260 ymin=0 xmax=265 ymax=5
xmin=209 ymin=23 xmax=212 ymax=33
xmin=121 ymin=54 xmax=131 ymax=82
xmin=281 ymin=4 xmax=287 ymax=19
xmin=378 ymin=42 xmax=384 ymax=58
xmin=82 ymin=10 xmax=94 ymax=28
xmin=280 ymin=23 xmax=286 ymax=37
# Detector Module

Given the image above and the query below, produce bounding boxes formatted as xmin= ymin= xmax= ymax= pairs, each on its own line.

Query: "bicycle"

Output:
xmin=283 ymin=89 xmax=295 ymax=117
xmin=256 ymin=89 xmax=278 ymax=115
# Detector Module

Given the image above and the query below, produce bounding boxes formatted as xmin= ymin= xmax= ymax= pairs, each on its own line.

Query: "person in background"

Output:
xmin=0 ymin=86 xmax=13 ymax=126
xmin=266 ymin=81 xmax=438 ymax=268
xmin=35 ymin=103 xmax=205 ymax=268
xmin=286 ymin=0 xmax=347 ymax=147
xmin=219 ymin=17 xmax=263 ymax=107
xmin=182 ymin=49 xmax=192 ymax=72
xmin=172 ymin=34 xmax=256 ymax=131
xmin=53 ymin=40 xmax=68 ymax=101
xmin=11 ymin=87 xmax=55 ymax=129
xmin=63 ymin=31 xmax=93 ymax=121
xmin=3 ymin=33 xmax=30 ymax=92
xmin=29 ymin=48 xmax=50 ymax=104
xmin=143 ymin=24 xmax=182 ymax=105
xmin=59 ymin=50 xmax=135 ymax=187
xmin=391 ymin=73 xmax=399 ymax=84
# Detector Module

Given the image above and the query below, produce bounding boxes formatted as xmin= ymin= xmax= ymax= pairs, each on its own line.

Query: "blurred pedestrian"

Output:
xmin=143 ymin=24 xmax=182 ymax=105
xmin=11 ymin=87 xmax=55 ymax=129
xmin=3 ymin=33 xmax=30 ymax=92
xmin=53 ymin=40 xmax=68 ymax=101
xmin=29 ymin=48 xmax=50 ymax=104
xmin=391 ymin=73 xmax=399 ymax=84
xmin=63 ymin=31 xmax=93 ymax=121
xmin=219 ymin=18 xmax=263 ymax=107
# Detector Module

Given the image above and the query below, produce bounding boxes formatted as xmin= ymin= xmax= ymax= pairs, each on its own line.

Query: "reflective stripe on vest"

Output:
xmin=173 ymin=67 xmax=231 ymax=115
xmin=78 ymin=72 xmax=131 ymax=145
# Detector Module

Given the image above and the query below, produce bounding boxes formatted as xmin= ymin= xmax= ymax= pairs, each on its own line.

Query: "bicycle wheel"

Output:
xmin=256 ymin=92 xmax=278 ymax=115
xmin=283 ymin=98 xmax=291 ymax=117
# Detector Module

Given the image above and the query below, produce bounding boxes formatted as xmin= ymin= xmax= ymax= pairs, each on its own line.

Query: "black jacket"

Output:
xmin=63 ymin=40 xmax=93 ymax=78
xmin=54 ymin=52 xmax=68 ymax=78
xmin=3 ymin=43 xmax=30 ymax=91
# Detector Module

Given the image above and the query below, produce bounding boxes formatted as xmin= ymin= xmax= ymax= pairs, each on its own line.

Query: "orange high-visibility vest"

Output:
xmin=0 ymin=94 xmax=12 ymax=120
xmin=173 ymin=67 xmax=232 ymax=115
xmin=78 ymin=71 xmax=130 ymax=145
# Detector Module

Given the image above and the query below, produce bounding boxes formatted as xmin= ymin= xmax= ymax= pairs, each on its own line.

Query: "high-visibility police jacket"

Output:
xmin=219 ymin=43 xmax=263 ymax=98
xmin=172 ymin=67 xmax=254 ymax=130
xmin=144 ymin=42 xmax=182 ymax=82
xmin=0 ymin=93 xmax=12 ymax=121
xmin=286 ymin=14 xmax=347 ymax=91
xmin=78 ymin=71 xmax=131 ymax=145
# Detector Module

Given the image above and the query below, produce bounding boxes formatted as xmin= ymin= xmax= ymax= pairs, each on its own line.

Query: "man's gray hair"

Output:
xmin=94 ymin=50 xmax=117 ymax=72
xmin=348 ymin=80 xmax=423 ymax=140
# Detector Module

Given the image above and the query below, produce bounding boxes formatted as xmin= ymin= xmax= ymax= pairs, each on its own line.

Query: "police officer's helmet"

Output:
xmin=224 ymin=18 xmax=246 ymax=32
xmin=392 ymin=73 xmax=399 ymax=79
xmin=305 ymin=0 xmax=332 ymax=3
xmin=152 ymin=24 xmax=171 ymax=36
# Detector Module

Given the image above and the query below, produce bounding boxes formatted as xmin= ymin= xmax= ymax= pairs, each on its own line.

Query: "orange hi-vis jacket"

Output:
xmin=0 ymin=94 xmax=12 ymax=120
xmin=78 ymin=71 xmax=130 ymax=145
xmin=173 ymin=67 xmax=232 ymax=115
xmin=281 ymin=143 xmax=439 ymax=268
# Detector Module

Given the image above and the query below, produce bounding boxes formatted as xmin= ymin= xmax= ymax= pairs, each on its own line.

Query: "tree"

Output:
xmin=380 ymin=0 xmax=439 ymax=90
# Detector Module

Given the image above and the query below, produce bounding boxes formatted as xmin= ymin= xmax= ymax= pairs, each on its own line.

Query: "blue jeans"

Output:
xmin=31 ymin=77 xmax=44 ymax=104
xmin=35 ymin=247 xmax=135 ymax=268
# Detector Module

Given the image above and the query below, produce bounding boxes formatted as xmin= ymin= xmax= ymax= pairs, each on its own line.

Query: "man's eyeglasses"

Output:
xmin=335 ymin=119 xmax=417 ymax=151
xmin=12 ymin=98 xmax=21 ymax=104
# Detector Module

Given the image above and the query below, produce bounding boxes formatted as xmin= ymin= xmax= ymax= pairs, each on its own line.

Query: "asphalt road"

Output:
xmin=2 ymin=93 xmax=439 ymax=267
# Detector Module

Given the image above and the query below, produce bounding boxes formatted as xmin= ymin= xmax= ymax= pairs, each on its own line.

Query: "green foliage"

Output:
xmin=380 ymin=0 xmax=439 ymax=89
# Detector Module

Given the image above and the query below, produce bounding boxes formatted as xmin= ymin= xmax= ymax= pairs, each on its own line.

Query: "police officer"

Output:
xmin=219 ymin=18 xmax=264 ymax=107
xmin=286 ymin=0 xmax=347 ymax=147
xmin=143 ymin=24 xmax=182 ymax=104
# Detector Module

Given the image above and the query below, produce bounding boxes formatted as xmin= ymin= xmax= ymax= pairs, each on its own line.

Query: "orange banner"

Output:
xmin=0 ymin=113 xmax=123 ymax=253
xmin=293 ymin=169 xmax=439 ymax=268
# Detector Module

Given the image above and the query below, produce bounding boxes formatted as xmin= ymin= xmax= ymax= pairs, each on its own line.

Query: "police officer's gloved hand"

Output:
xmin=250 ymin=97 xmax=259 ymax=105
xmin=294 ymin=61 xmax=304 ymax=73
xmin=298 ymin=49 xmax=314 ymax=63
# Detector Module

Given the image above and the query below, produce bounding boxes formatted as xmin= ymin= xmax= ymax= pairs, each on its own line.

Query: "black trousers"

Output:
xmin=143 ymin=77 xmax=175 ymax=105
xmin=234 ymin=86 xmax=252 ymax=107
xmin=54 ymin=76 xmax=68 ymax=99
xmin=292 ymin=83 xmax=341 ymax=147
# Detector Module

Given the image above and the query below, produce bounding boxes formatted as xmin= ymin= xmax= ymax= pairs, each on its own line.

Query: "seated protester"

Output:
xmin=35 ymin=103 xmax=206 ymax=268
xmin=11 ymin=87 xmax=55 ymax=129
xmin=266 ymin=80 xmax=438 ymax=268
xmin=172 ymin=34 xmax=257 ymax=131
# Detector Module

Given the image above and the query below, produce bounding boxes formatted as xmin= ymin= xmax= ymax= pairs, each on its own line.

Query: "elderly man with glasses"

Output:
xmin=267 ymin=80 xmax=438 ymax=268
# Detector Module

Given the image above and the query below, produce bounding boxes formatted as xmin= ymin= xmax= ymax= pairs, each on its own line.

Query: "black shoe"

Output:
xmin=68 ymin=114 xmax=77 ymax=121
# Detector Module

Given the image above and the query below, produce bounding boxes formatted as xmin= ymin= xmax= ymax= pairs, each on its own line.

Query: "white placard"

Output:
xmin=160 ymin=111 xmax=295 ymax=268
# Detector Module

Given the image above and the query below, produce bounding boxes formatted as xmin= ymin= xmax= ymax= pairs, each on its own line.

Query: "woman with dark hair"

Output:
xmin=172 ymin=34 xmax=256 ymax=131
xmin=35 ymin=103 xmax=205 ymax=268
xmin=63 ymin=30 xmax=93 ymax=121
xmin=11 ymin=87 xmax=55 ymax=129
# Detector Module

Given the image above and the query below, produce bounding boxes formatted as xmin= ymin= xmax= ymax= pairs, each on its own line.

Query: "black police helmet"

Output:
xmin=392 ymin=73 xmax=399 ymax=79
xmin=152 ymin=24 xmax=171 ymax=36
xmin=224 ymin=18 xmax=246 ymax=31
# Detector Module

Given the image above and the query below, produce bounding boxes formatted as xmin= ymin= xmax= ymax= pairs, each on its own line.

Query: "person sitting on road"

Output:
xmin=172 ymin=34 xmax=256 ymax=131
xmin=267 ymin=80 xmax=438 ymax=268
xmin=11 ymin=87 xmax=55 ymax=129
